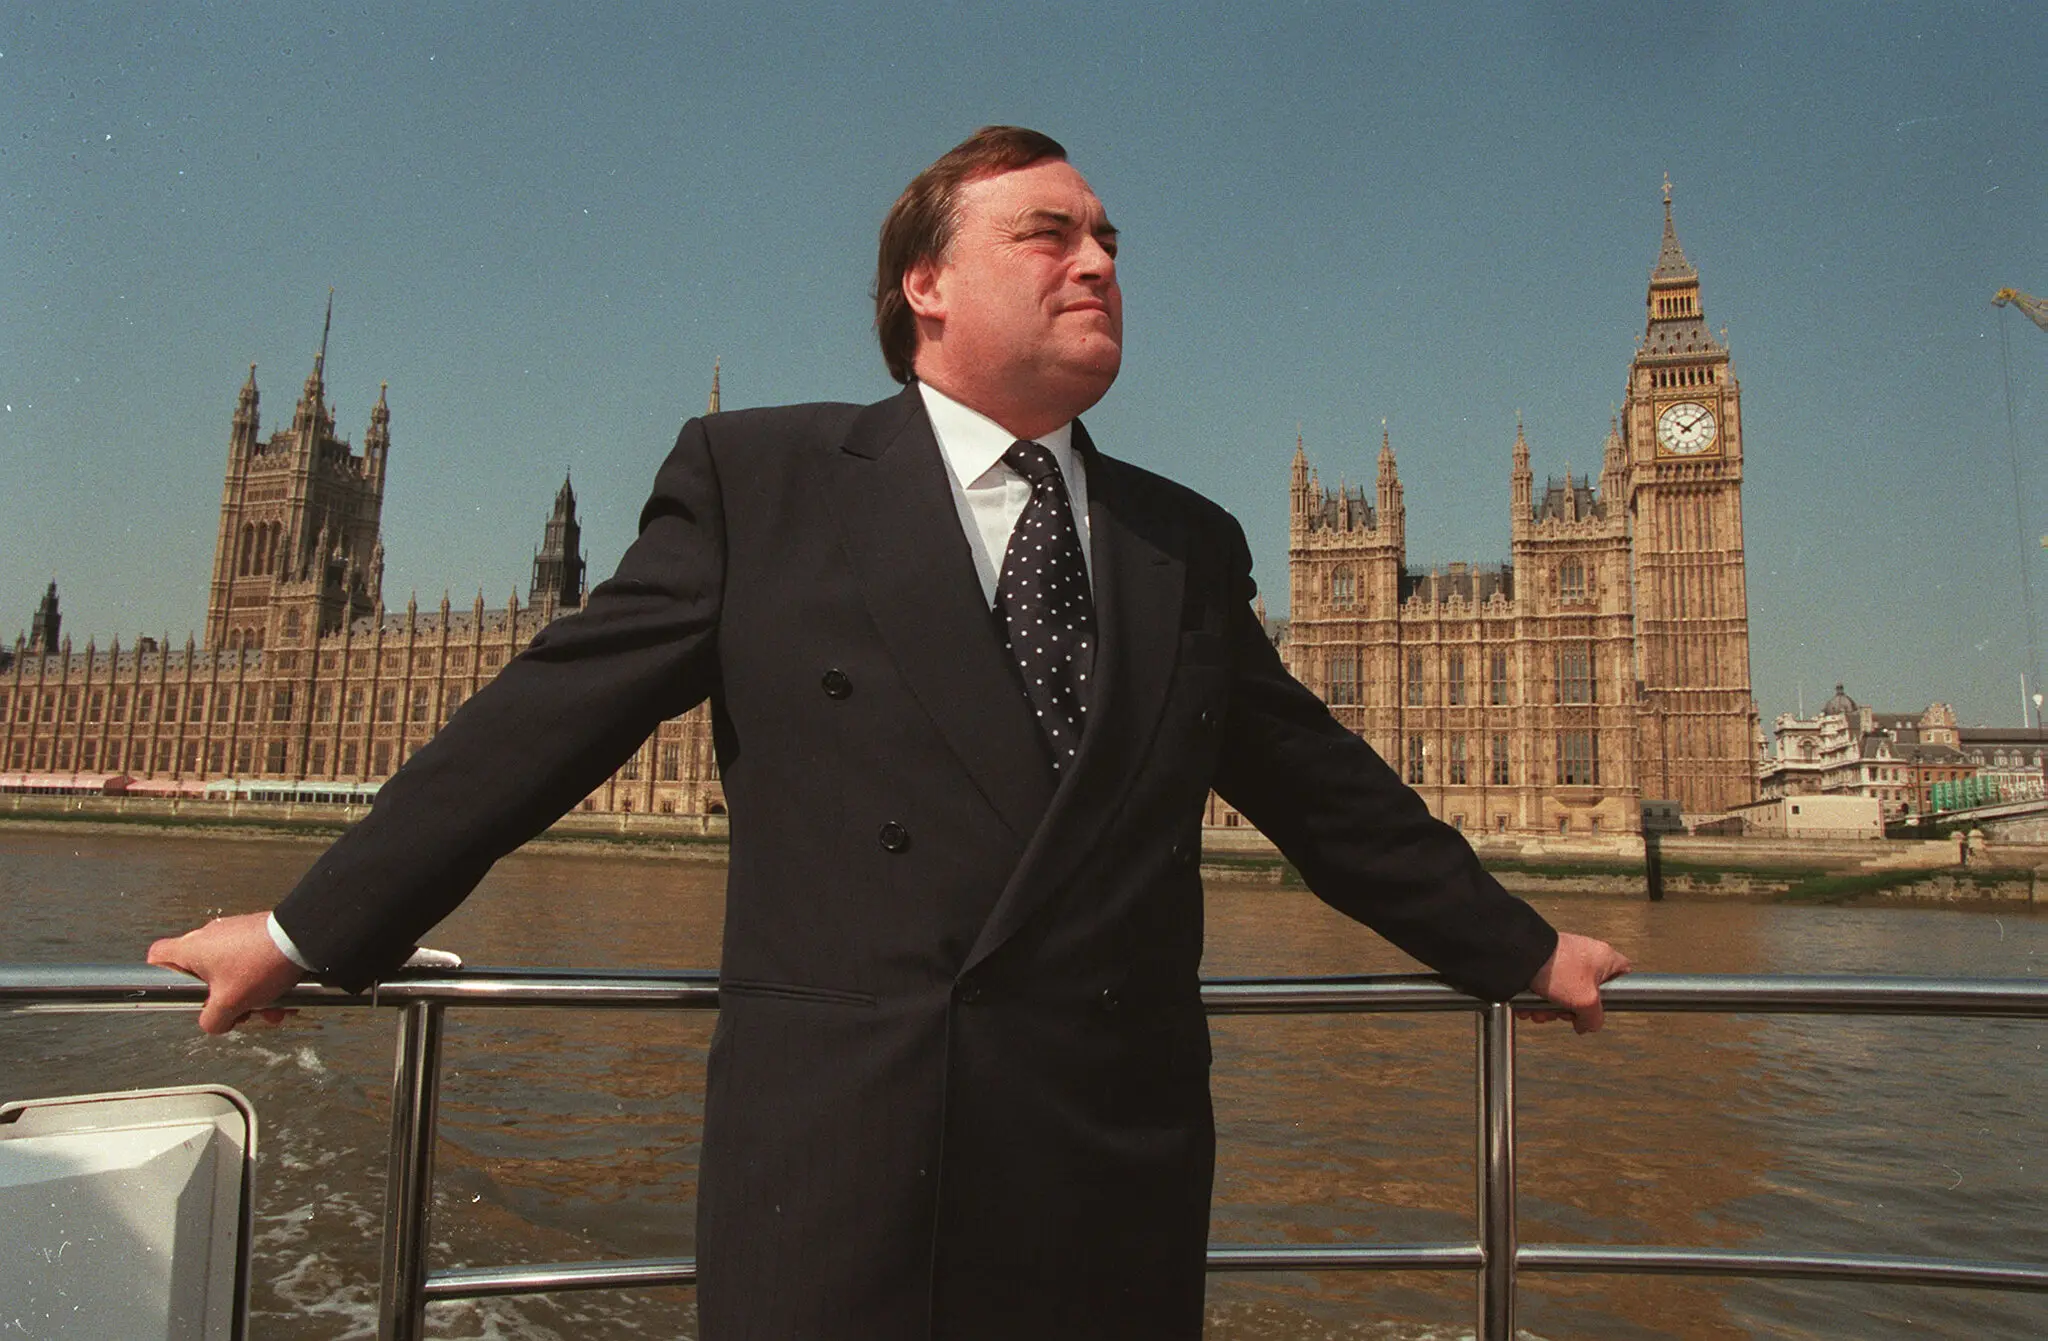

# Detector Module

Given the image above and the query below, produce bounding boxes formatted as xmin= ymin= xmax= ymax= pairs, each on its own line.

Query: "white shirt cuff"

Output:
xmin=266 ymin=913 xmax=314 ymax=970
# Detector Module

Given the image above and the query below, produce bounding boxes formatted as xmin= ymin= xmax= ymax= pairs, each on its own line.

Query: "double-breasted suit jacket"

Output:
xmin=275 ymin=384 xmax=1558 ymax=1341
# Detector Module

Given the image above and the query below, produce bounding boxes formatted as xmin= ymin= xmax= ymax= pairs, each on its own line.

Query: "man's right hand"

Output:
xmin=148 ymin=912 xmax=305 ymax=1035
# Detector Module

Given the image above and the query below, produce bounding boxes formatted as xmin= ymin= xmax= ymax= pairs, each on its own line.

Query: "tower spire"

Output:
xmin=708 ymin=358 xmax=721 ymax=415
xmin=316 ymin=287 xmax=334 ymax=376
xmin=1653 ymin=176 xmax=1695 ymax=282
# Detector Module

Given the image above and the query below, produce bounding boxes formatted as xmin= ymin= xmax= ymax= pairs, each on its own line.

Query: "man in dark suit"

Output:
xmin=153 ymin=126 xmax=1628 ymax=1340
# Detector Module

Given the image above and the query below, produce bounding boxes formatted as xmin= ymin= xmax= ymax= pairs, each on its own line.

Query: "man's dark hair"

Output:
xmin=873 ymin=125 xmax=1068 ymax=384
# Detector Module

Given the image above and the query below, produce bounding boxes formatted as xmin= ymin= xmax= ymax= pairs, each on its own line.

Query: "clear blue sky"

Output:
xmin=4 ymin=2 xmax=2043 ymax=730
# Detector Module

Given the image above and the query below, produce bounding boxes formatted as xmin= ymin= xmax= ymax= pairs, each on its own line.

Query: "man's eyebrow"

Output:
xmin=1017 ymin=207 xmax=1120 ymax=239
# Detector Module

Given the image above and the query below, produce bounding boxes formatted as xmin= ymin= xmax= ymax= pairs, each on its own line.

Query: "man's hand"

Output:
xmin=147 ymin=912 xmax=305 ymax=1035
xmin=1522 ymin=931 xmax=1632 ymax=1034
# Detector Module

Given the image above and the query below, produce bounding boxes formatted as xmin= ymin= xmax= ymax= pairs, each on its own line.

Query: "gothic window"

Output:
xmin=448 ymin=651 xmax=468 ymax=673
xmin=1405 ymin=735 xmax=1426 ymax=785
xmin=1331 ymin=566 xmax=1355 ymax=607
xmin=340 ymin=742 xmax=358 ymax=775
xmin=1447 ymin=653 xmax=1466 ymax=705
xmin=181 ymin=741 xmax=199 ymax=771
xmin=1489 ymin=650 xmax=1509 ymax=705
xmin=213 ymin=689 xmax=231 ymax=721
xmin=6 ymin=741 xmax=23 ymax=768
xmin=56 ymin=741 xmax=72 ymax=770
xmin=346 ymin=689 xmax=365 ymax=723
xmin=483 ymin=649 xmax=504 ymax=669
xmin=41 ymin=692 xmax=57 ymax=722
xmin=114 ymin=689 xmax=129 ymax=720
xmin=373 ymin=742 xmax=391 ymax=774
xmin=1557 ymin=730 xmax=1600 ymax=786
xmin=315 ymin=687 xmax=334 ymax=722
xmin=1559 ymin=558 xmax=1587 ymax=603
xmin=153 ymin=741 xmax=172 ymax=771
xmin=445 ymin=688 xmax=464 ymax=717
xmin=81 ymin=741 xmax=96 ymax=770
xmin=661 ymin=744 xmax=682 ymax=781
xmin=188 ymin=688 xmax=205 ymax=718
xmin=310 ymin=741 xmax=327 ymax=774
xmin=377 ymin=688 xmax=396 ymax=722
xmin=1 ymin=694 xmax=13 ymax=721
xmin=137 ymin=690 xmax=153 ymax=721
xmin=1327 ymin=652 xmax=1360 ymax=706
xmin=239 ymin=689 xmax=257 ymax=722
xmin=622 ymin=753 xmax=642 ymax=781
xmin=1449 ymin=734 xmax=1468 ymax=785
xmin=1491 ymin=733 xmax=1510 ymax=785
xmin=161 ymin=689 xmax=178 ymax=723
xmin=410 ymin=686 xmax=431 ymax=721
xmin=238 ymin=524 xmax=254 ymax=576
xmin=272 ymin=686 xmax=294 ymax=722
xmin=104 ymin=742 xmax=120 ymax=770
xmin=266 ymin=741 xmax=288 ymax=774
xmin=1406 ymin=651 xmax=1425 ymax=706
xmin=31 ymin=741 xmax=49 ymax=770
xmin=64 ymin=690 xmax=80 ymax=722
xmin=208 ymin=741 xmax=225 ymax=772
xmin=1555 ymin=644 xmax=1594 ymax=704
xmin=283 ymin=607 xmax=302 ymax=638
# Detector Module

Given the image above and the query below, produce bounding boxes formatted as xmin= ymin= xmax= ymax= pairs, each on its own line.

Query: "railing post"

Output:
xmin=1476 ymin=1002 xmax=1516 ymax=1341
xmin=379 ymin=1000 xmax=446 ymax=1341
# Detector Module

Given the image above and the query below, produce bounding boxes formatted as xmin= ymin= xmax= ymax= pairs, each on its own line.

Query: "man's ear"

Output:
xmin=902 ymin=256 xmax=947 ymax=323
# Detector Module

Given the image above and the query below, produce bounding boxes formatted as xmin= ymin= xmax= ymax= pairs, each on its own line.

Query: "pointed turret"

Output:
xmin=28 ymin=581 xmax=60 ymax=654
xmin=1375 ymin=425 xmax=1404 ymax=542
xmin=366 ymin=381 xmax=390 ymax=487
xmin=1600 ymin=413 xmax=1626 ymax=500
xmin=708 ymin=359 xmax=722 ymax=415
xmin=294 ymin=292 xmax=334 ymax=433
xmin=1511 ymin=416 xmax=1533 ymax=517
xmin=1652 ymin=175 xmax=1695 ymax=281
xmin=1640 ymin=179 xmax=1719 ymax=357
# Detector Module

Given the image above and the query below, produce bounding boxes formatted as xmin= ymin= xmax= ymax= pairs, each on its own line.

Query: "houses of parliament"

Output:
xmin=0 ymin=313 xmax=725 ymax=817
xmin=1278 ymin=187 xmax=1756 ymax=835
xmin=5 ymin=188 xmax=1756 ymax=834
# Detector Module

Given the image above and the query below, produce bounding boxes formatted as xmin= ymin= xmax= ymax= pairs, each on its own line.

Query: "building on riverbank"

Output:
xmin=1 ymin=326 xmax=726 ymax=817
xmin=1276 ymin=186 xmax=1757 ymax=836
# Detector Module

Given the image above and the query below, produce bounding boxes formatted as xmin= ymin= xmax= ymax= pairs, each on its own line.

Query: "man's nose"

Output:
xmin=1074 ymin=236 xmax=1116 ymax=282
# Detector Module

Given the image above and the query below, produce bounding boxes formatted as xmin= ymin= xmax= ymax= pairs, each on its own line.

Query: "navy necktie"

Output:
xmin=994 ymin=440 xmax=1096 ymax=771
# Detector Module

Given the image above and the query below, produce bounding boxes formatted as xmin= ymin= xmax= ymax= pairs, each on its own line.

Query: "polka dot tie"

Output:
xmin=995 ymin=440 xmax=1096 ymax=771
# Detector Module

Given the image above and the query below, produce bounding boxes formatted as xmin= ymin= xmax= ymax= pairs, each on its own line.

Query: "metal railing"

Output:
xmin=6 ymin=965 xmax=2048 ymax=1339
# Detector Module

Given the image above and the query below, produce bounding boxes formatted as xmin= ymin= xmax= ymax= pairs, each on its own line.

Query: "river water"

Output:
xmin=3 ymin=828 xmax=2045 ymax=1340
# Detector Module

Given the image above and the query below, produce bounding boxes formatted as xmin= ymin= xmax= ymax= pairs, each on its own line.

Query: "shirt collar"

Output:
xmin=917 ymin=380 xmax=1076 ymax=489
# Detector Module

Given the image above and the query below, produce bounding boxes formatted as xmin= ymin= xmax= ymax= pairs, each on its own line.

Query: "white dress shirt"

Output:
xmin=269 ymin=382 xmax=1095 ymax=973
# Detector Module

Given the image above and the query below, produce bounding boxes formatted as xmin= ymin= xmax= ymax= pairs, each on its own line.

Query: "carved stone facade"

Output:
xmin=1280 ymin=189 xmax=1757 ymax=835
xmin=2 ymin=323 xmax=725 ymax=816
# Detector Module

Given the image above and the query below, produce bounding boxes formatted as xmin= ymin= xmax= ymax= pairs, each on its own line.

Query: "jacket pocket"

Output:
xmin=718 ymin=978 xmax=877 ymax=1008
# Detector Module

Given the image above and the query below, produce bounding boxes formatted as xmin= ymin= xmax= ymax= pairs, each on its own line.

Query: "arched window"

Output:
xmin=1558 ymin=558 xmax=1586 ymax=602
xmin=1331 ymin=566 xmax=1355 ymax=607
xmin=237 ymin=524 xmax=254 ymax=576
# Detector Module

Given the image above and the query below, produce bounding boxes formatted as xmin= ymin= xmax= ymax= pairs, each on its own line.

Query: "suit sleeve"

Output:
xmin=273 ymin=417 xmax=728 ymax=991
xmin=1208 ymin=525 xmax=1557 ymax=1002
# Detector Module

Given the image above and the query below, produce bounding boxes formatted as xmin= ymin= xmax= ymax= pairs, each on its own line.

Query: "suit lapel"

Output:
xmin=830 ymin=388 xmax=1055 ymax=842
xmin=965 ymin=429 xmax=1188 ymax=971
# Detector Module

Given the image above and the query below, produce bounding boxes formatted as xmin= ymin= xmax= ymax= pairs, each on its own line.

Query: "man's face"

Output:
xmin=905 ymin=158 xmax=1122 ymax=433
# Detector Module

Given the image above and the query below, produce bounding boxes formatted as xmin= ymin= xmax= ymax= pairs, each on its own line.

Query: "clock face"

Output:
xmin=1656 ymin=400 xmax=1718 ymax=455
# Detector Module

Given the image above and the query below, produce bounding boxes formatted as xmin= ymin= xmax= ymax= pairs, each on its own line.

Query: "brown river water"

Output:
xmin=3 ymin=828 xmax=2046 ymax=1340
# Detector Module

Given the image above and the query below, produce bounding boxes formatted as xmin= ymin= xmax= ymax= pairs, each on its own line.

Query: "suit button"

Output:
xmin=878 ymin=821 xmax=910 ymax=853
xmin=1098 ymin=987 xmax=1121 ymax=1013
xmin=821 ymin=668 xmax=853 ymax=699
xmin=958 ymin=981 xmax=982 ymax=1004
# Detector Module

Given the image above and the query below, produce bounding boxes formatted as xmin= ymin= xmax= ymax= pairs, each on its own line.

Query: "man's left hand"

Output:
xmin=1522 ymin=932 xmax=1632 ymax=1034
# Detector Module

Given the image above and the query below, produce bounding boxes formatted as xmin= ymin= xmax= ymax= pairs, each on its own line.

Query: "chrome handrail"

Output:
xmin=6 ymin=966 xmax=2048 ymax=1340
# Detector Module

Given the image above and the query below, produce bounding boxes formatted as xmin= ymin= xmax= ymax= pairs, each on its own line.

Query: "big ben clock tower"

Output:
xmin=1622 ymin=181 xmax=1757 ymax=816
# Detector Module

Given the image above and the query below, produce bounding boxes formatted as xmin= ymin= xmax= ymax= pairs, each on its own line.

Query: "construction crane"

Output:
xmin=1995 ymin=288 xmax=2047 ymax=724
xmin=1995 ymin=288 xmax=2048 ymax=332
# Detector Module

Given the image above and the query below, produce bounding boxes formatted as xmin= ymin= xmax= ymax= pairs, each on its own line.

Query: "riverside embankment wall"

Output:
xmin=6 ymin=793 xmax=2044 ymax=902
